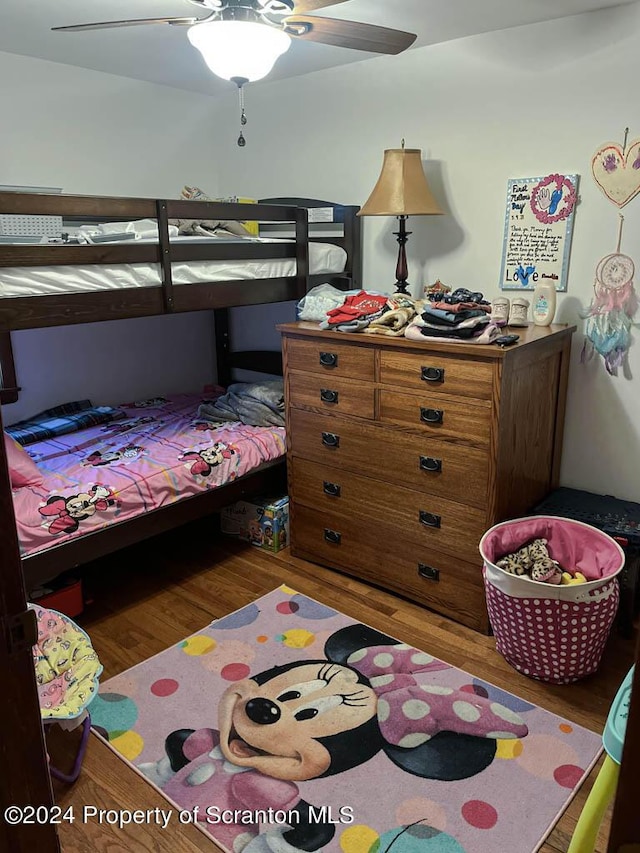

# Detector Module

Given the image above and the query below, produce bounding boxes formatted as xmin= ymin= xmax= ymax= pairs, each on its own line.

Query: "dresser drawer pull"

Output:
xmin=319 ymin=351 xmax=338 ymax=367
xmin=419 ymin=510 xmax=442 ymax=529
xmin=420 ymin=407 xmax=444 ymax=424
xmin=323 ymin=481 xmax=341 ymax=497
xmin=320 ymin=388 xmax=339 ymax=404
xmin=324 ymin=528 xmax=342 ymax=544
xmin=418 ymin=563 xmax=440 ymax=582
xmin=321 ymin=432 xmax=340 ymax=448
xmin=419 ymin=456 xmax=442 ymax=473
xmin=421 ymin=366 xmax=445 ymax=383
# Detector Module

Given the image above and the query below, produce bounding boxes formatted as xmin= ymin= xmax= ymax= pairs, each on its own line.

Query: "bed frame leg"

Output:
xmin=214 ymin=308 xmax=232 ymax=388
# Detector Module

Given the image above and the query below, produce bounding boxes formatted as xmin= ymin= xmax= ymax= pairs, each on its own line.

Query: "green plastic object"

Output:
xmin=567 ymin=666 xmax=634 ymax=853
xmin=603 ymin=665 xmax=634 ymax=765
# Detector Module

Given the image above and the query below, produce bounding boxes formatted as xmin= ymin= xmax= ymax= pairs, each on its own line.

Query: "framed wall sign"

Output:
xmin=499 ymin=174 xmax=579 ymax=291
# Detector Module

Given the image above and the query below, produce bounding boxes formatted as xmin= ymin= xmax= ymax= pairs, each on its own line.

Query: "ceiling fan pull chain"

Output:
xmin=237 ymin=81 xmax=247 ymax=147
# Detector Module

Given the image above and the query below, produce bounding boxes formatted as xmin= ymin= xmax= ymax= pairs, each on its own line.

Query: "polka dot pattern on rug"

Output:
xmin=338 ymin=824 xmax=379 ymax=853
xmin=110 ymin=729 xmax=144 ymax=761
xmin=373 ymin=825 xmax=467 ymax=852
xmin=495 ymin=738 xmax=524 ymax=759
xmin=90 ymin=692 xmax=138 ymax=736
xmin=466 ymin=681 xmax=535 ymax=713
xmin=516 ymin=734 xmax=579 ymax=780
xmin=199 ymin=640 xmax=255 ymax=675
xmin=554 ymin=764 xmax=586 ymax=788
xmin=276 ymin=628 xmax=315 ymax=648
xmin=150 ymin=678 xmax=179 ymax=697
xmin=461 ymin=800 xmax=498 ymax=830
xmin=395 ymin=798 xmax=447 ymax=832
xmin=275 ymin=595 xmax=337 ymax=619
xmin=220 ymin=662 xmax=251 ymax=681
xmin=180 ymin=635 xmax=216 ymax=656
xmin=214 ymin=603 xmax=260 ymax=629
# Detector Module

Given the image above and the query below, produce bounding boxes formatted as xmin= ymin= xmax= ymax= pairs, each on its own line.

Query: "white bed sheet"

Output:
xmin=0 ymin=240 xmax=347 ymax=298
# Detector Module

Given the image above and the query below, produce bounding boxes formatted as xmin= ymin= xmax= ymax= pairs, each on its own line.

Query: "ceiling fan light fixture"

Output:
xmin=187 ymin=20 xmax=291 ymax=82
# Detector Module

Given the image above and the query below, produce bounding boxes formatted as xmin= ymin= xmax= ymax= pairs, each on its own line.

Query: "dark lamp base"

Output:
xmin=393 ymin=215 xmax=412 ymax=297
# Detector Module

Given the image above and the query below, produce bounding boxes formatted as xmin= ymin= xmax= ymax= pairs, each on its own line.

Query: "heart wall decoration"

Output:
xmin=591 ymin=131 xmax=640 ymax=208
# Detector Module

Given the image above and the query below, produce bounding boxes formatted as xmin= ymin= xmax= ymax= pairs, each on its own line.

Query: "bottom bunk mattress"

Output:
xmin=12 ymin=392 xmax=286 ymax=559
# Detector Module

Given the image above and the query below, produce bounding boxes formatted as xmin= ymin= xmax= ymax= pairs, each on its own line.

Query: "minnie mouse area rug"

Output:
xmin=91 ymin=587 xmax=602 ymax=853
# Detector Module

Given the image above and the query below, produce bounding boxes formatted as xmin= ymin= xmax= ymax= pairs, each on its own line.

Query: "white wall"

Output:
xmin=0 ymin=50 xmax=221 ymax=422
xmin=0 ymin=50 xmax=220 ymax=197
xmin=7 ymin=313 xmax=217 ymax=422
xmin=214 ymin=3 xmax=640 ymax=503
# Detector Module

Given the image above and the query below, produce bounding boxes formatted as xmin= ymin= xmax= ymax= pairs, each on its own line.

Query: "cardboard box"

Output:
xmin=221 ymin=495 xmax=289 ymax=552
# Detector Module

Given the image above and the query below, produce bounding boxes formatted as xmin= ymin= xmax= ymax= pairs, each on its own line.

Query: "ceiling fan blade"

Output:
xmin=284 ymin=15 xmax=416 ymax=55
xmin=52 ymin=16 xmax=201 ymax=32
xmin=292 ymin=0 xmax=349 ymax=12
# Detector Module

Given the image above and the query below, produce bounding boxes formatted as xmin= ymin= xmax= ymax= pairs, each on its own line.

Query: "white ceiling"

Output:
xmin=1 ymin=0 xmax=637 ymax=96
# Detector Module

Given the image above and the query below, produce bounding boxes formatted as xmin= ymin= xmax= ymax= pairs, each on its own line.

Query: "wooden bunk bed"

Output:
xmin=0 ymin=190 xmax=362 ymax=588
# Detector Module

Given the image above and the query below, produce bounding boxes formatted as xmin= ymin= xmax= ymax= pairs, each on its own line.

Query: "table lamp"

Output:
xmin=358 ymin=142 xmax=443 ymax=294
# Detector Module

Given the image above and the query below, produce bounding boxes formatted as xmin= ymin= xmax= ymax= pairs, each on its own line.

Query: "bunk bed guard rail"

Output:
xmin=0 ymin=193 xmax=312 ymax=329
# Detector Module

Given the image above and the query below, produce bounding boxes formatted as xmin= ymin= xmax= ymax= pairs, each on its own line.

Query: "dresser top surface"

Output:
xmin=278 ymin=321 xmax=576 ymax=359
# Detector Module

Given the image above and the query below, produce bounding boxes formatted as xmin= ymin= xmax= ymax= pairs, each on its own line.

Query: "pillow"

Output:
xmin=6 ymin=400 xmax=126 ymax=446
xmin=3 ymin=432 xmax=43 ymax=487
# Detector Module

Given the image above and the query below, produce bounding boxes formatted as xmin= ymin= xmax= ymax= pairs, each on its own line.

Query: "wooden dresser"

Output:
xmin=279 ymin=321 xmax=575 ymax=632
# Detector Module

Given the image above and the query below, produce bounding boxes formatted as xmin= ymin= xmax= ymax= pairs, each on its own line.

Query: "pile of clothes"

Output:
xmin=197 ymin=381 xmax=285 ymax=427
xmin=319 ymin=291 xmax=418 ymax=335
xmin=405 ymin=287 xmax=504 ymax=345
xmin=308 ymin=282 xmax=506 ymax=345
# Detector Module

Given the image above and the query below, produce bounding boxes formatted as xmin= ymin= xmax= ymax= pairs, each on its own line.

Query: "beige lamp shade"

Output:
xmin=358 ymin=148 xmax=443 ymax=216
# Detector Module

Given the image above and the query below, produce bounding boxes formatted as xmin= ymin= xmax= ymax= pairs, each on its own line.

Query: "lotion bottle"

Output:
xmin=532 ymin=282 xmax=556 ymax=326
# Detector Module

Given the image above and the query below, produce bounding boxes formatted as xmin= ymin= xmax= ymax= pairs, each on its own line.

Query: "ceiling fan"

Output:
xmin=52 ymin=0 xmax=417 ymax=79
xmin=53 ymin=0 xmax=416 ymax=145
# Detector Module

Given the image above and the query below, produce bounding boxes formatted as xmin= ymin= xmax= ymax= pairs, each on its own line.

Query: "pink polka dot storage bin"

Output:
xmin=480 ymin=516 xmax=625 ymax=684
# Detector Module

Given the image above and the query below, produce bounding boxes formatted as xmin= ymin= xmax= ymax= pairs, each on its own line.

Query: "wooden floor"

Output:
xmin=49 ymin=519 xmax=637 ymax=853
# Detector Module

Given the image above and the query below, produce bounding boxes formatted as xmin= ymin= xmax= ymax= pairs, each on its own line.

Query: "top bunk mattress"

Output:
xmin=0 ymin=238 xmax=347 ymax=298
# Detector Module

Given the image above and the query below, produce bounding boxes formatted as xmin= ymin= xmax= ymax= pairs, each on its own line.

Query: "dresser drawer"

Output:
xmin=288 ymin=372 xmax=375 ymax=419
xmin=380 ymin=350 xmax=493 ymax=400
xmin=379 ymin=390 xmax=491 ymax=448
xmin=291 ymin=504 xmax=488 ymax=631
xmin=285 ymin=336 xmax=375 ymax=381
xmin=289 ymin=409 xmax=489 ymax=508
xmin=290 ymin=457 xmax=486 ymax=563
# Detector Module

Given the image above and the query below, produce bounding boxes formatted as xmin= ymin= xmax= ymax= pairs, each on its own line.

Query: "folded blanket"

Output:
xmin=172 ymin=185 xmax=253 ymax=238
xmin=363 ymin=305 xmax=416 ymax=336
xmin=197 ymin=381 xmax=285 ymax=428
xmin=405 ymin=321 xmax=502 ymax=345
xmin=413 ymin=313 xmax=490 ymax=331
xmin=421 ymin=307 xmax=488 ymax=326
xmin=6 ymin=400 xmax=126 ymax=446
xmin=168 ymin=218 xmax=251 ymax=238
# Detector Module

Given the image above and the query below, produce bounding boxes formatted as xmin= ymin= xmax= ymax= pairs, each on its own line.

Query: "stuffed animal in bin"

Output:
xmin=496 ymin=538 xmax=563 ymax=584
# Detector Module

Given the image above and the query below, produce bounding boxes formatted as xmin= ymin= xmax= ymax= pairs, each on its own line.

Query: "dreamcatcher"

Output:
xmin=581 ymin=215 xmax=638 ymax=375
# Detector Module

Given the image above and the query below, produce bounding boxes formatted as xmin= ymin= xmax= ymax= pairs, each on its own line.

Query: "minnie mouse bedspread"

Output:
xmin=12 ymin=392 xmax=286 ymax=558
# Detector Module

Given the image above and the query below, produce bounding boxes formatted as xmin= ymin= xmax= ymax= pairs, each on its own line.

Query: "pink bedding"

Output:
xmin=12 ymin=392 xmax=286 ymax=558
